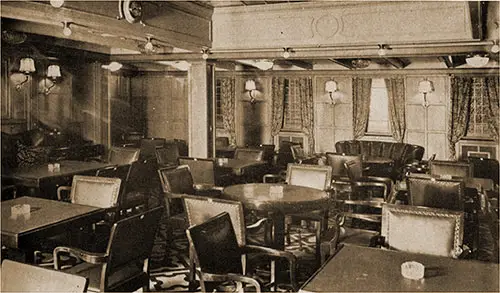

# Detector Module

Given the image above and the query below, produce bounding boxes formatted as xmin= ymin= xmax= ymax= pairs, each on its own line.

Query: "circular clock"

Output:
xmin=122 ymin=0 xmax=142 ymax=23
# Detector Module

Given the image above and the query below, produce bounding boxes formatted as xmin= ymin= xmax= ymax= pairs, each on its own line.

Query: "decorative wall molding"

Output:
xmin=212 ymin=2 xmax=474 ymax=50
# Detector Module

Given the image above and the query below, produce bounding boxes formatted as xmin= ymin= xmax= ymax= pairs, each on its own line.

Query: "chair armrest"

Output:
xmin=352 ymin=181 xmax=389 ymax=200
xmin=53 ymin=246 xmax=107 ymax=269
xmin=242 ymin=245 xmax=298 ymax=291
xmin=193 ymin=184 xmax=224 ymax=193
xmin=56 ymin=186 xmax=72 ymax=201
xmin=245 ymin=217 xmax=269 ymax=231
xmin=263 ymin=174 xmax=284 ymax=183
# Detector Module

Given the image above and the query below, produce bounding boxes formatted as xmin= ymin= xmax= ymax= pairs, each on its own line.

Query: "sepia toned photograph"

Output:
xmin=0 ymin=0 xmax=499 ymax=292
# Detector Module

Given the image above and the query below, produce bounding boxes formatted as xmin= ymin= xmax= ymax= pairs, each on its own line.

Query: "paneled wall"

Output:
xmin=217 ymin=70 xmax=495 ymax=160
xmin=130 ymin=72 xmax=188 ymax=141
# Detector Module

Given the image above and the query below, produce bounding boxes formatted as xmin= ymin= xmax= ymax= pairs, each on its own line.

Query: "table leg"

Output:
xmin=268 ymin=211 xmax=285 ymax=250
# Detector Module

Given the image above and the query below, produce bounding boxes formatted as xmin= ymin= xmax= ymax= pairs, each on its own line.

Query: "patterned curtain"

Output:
xmin=385 ymin=77 xmax=406 ymax=142
xmin=448 ymin=76 xmax=473 ymax=159
xmin=220 ymin=77 xmax=236 ymax=145
xmin=298 ymin=77 xmax=314 ymax=154
xmin=352 ymin=78 xmax=372 ymax=139
xmin=484 ymin=76 xmax=499 ymax=141
xmin=271 ymin=77 xmax=286 ymax=136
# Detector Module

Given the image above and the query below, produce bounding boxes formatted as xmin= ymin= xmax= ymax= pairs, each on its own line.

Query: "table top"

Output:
xmin=300 ymin=244 xmax=499 ymax=292
xmin=1 ymin=196 xmax=104 ymax=249
xmin=216 ymin=159 xmax=267 ymax=175
xmin=222 ymin=183 xmax=329 ymax=213
xmin=4 ymin=160 xmax=111 ymax=182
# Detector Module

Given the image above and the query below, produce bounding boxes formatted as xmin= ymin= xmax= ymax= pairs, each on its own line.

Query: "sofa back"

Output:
xmin=335 ymin=140 xmax=424 ymax=165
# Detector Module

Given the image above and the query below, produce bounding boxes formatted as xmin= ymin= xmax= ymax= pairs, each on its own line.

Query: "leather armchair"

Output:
xmin=186 ymin=212 xmax=298 ymax=292
xmin=429 ymin=160 xmax=473 ymax=179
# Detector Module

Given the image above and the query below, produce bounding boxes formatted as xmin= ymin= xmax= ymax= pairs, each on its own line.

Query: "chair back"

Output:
xmin=178 ymin=157 xmax=216 ymax=186
xmin=259 ymin=144 xmax=276 ymax=165
xmin=286 ymin=163 xmax=332 ymax=190
xmin=1 ymin=259 xmax=88 ymax=292
xmin=381 ymin=204 xmax=464 ymax=258
xmin=184 ymin=196 xmax=246 ymax=246
xmin=468 ymin=157 xmax=499 ymax=186
xmin=69 ymin=175 xmax=121 ymax=208
xmin=186 ymin=212 xmax=243 ymax=275
xmin=139 ymin=138 xmax=165 ymax=160
xmin=344 ymin=157 xmax=364 ymax=181
xmin=290 ymin=144 xmax=306 ymax=160
xmin=96 ymin=164 xmax=132 ymax=199
xmin=407 ymin=175 xmax=464 ymax=211
xmin=276 ymin=141 xmax=301 ymax=169
xmin=215 ymin=137 xmax=230 ymax=148
xmin=104 ymin=206 xmax=164 ymax=291
xmin=155 ymin=146 xmax=180 ymax=167
xmin=326 ymin=153 xmax=362 ymax=177
xmin=108 ymin=147 xmax=140 ymax=165
xmin=429 ymin=160 xmax=473 ymax=179
xmin=158 ymin=165 xmax=195 ymax=195
xmin=234 ymin=148 xmax=264 ymax=161
xmin=125 ymin=158 xmax=161 ymax=194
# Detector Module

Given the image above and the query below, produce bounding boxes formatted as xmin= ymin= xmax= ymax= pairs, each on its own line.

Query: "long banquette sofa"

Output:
xmin=335 ymin=140 xmax=425 ymax=180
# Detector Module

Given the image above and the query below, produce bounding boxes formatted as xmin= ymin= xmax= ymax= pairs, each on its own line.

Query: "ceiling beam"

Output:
xmin=1 ymin=1 xmax=209 ymax=51
xmin=276 ymin=59 xmax=313 ymax=70
xmin=328 ymin=59 xmax=354 ymax=69
xmin=382 ymin=57 xmax=411 ymax=69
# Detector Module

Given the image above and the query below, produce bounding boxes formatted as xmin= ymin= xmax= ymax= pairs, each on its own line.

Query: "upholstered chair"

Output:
xmin=107 ymin=146 xmax=140 ymax=165
xmin=429 ymin=160 xmax=473 ymax=179
xmin=381 ymin=204 xmax=466 ymax=258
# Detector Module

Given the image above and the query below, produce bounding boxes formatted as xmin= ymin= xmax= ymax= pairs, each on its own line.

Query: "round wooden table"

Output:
xmin=222 ymin=183 xmax=330 ymax=250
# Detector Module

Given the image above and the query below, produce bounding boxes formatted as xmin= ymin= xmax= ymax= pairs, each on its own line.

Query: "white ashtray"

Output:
xmin=401 ymin=261 xmax=425 ymax=280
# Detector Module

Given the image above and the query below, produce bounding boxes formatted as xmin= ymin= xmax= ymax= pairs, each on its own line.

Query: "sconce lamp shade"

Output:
xmin=47 ymin=65 xmax=61 ymax=78
xmin=466 ymin=54 xmax=489 ymax=67
xmin=19 ymin=58 xmax=36 ymax=73
xmin=245 ymin=79 xmax=257 ymax=91
xmin=325 ymin=80 xmax=338 ymax=93
xmin=418 ymin=79 xmax=434 ymax=94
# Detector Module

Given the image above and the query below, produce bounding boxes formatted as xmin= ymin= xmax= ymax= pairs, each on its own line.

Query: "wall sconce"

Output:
xmin=325 ymin=80 xmax=341 ymax=105
xmin=245 ymin=79 xmax=258 ymax=104
xmin=50 ymin=0 xmax=64 ymax=8
xmin=418 ymin=78 xmax=434 ymax=107
xmin=15 ymin=57 xmax=36 ymax=90
xmin=102 ymin=61 xmax=123 ymax=72
xmin=465 ymin=54 xmax=489 ymax=67
xmin=43 ymin=65 xmax=61 ymax=95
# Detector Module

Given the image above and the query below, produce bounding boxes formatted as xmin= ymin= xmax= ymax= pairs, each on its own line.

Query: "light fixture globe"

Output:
xmin=466 ymin=54 xmax=489 ymax=67
xmin=255 ymin=60 xmax=274 ymax=71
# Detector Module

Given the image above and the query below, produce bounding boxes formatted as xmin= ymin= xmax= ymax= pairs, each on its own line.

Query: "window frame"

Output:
xmin=365 ymin=78 xmax=391 ymax=137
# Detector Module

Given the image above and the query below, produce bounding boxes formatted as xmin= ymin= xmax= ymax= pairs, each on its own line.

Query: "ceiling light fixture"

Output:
xmin=466 ymin=54 xmax=489 ymax=67
xmin=102 ymin=61 xmax=123 ymax=72
xmin=377 ymin=44 xmax=390 ymax=56
xmin=351 ymin=59 xmax=371 ymax=69
xmin=491 ymin=41 xmax=500 ymax=54
xmin=201 ymin=48 xmax=210 ymax=60
xmin=62 ymin=21 xmax=72 ymax=36
xmin=50 ymin=0 xmax=64 ymax=8
xmin=418 ymin=78 xmax=434 ymax=108
xmin=144 ymin=36 xmax=154 ymax=52
xmin=15 ymin=57 xmax=36 ymax=90
xmin=254 ymin=60 xmax=274 ymax=71
xmin=282 ymin=47 xmax=293 ymax=59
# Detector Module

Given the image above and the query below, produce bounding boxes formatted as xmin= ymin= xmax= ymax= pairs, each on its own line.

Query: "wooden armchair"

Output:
xmin=178 ymin=157 xmax=224 ymax=191
xmin=234 ymin=148 xmax=265 ymax=161
xmin=53 ymin=206 xmax=164 ymax=292
xmin=2 ymin=260 xmax=88 ymax=292
xmin=186 ymin=212 xmax=298 ymax=292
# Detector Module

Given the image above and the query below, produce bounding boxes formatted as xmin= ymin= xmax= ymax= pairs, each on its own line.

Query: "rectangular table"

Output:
xmin=3 ymin=160 xmax=112 ymax=199
xmin=300 ymin=244 xmax=499 ymax=292
xmin=1 ymin=196 xmax=105 ymax=250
